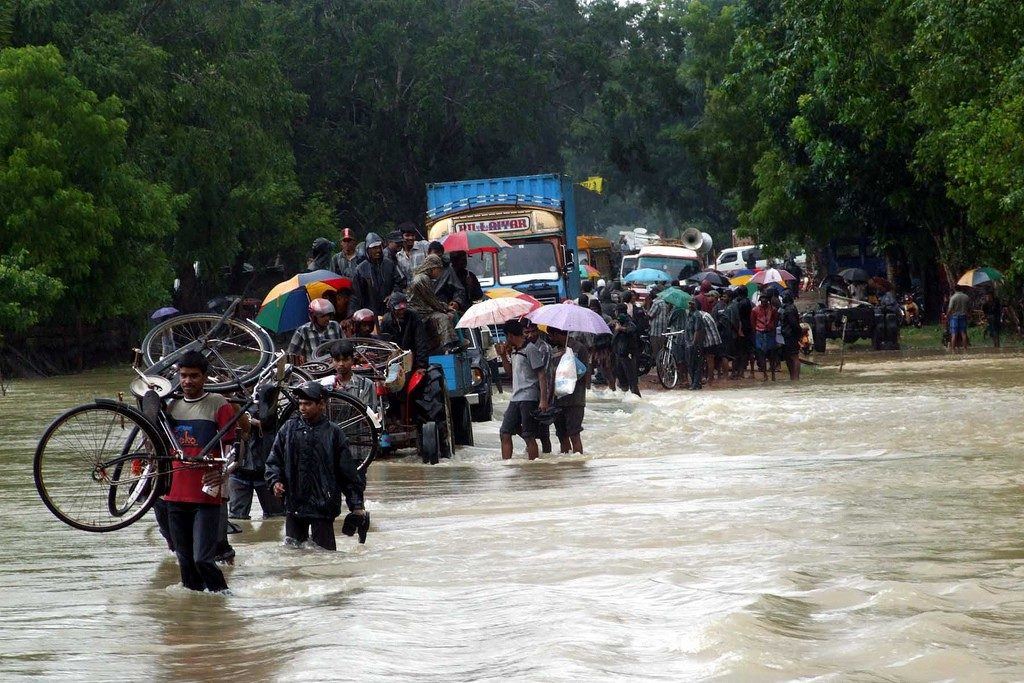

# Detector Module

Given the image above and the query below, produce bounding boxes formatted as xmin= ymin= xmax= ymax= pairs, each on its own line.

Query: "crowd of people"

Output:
xmin=154 ymin=226 xmax=818 ymax=594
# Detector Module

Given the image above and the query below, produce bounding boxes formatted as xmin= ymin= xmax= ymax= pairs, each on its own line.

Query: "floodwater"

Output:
xmin=2 ymin=355 xmax=1023 ymax=681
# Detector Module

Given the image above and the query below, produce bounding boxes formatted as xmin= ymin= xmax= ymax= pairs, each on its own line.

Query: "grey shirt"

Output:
xmin=510 ymin=340 xmax=547 ymax=402
xmin=948 ymin=291 xmax=970 ymax=317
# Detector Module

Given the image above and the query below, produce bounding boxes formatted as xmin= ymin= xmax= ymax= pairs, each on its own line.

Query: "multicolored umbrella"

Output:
xmin=623 ymin=268 xmax=671 ymax=283
xmin=579 ymin=264 xmax=601 ymax=279
xmin=656 ymin=287 xmax=692 ymax=310
xmin=526 ymin=303 xmax=611 ymax=334
xmin=440 ymin=231 xmax=511 ymax=254
xmin=750 ymin=268 xmax=796 ymax=285
xmin=729 ymin=274 xmax=754 ymax=287
xmin=256 ymin=270 xmax=352 ymax=333
xmin=957 ymin=267 xmax=1002 ymax=287
xmin=456 ymin=297 xmax=540 ymax=328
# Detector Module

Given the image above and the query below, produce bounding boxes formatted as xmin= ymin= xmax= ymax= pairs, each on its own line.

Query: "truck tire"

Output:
xmin=451 ymin=397 xmax=474 ymax=447
xmin=470 ymin=390 xmax=493 ymax=422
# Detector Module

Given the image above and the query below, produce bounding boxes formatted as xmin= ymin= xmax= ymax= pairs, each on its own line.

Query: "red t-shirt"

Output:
xmin=162 ymin=393 xmax=237 ymax=505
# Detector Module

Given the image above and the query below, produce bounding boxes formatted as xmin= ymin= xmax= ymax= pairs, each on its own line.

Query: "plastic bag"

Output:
xmin=554 ymin=347 xmax=578 ymax=398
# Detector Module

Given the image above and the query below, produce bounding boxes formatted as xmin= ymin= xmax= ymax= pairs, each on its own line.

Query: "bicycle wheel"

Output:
xmin=325 ymin=392 xmax=380 ymax=471
xmin=107 ymin=425 xmax=165 ymax=517
xmin=656 ymin=347 xmax=678 ymax=389
xmin=141 ymin=314 xmax=274 ymax=390
xmin=35 ymin=402 xmax=168 ymax=532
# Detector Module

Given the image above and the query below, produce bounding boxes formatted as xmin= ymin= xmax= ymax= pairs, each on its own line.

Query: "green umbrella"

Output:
xmin=657 ymin=287 xmax=692 ymax=310
xmin=957 ymin=267 xmax=1002 ymax=287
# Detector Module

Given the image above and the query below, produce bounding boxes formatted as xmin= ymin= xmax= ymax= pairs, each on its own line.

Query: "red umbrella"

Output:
xmin=439 ymin=231 xmax=511 ymax=254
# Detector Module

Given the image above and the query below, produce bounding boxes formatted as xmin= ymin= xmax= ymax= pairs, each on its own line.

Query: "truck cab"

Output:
xmin=577 ymin=235 xmax=615 ymax=280
xmin=426 ymin=174 xmax=581 ymax=304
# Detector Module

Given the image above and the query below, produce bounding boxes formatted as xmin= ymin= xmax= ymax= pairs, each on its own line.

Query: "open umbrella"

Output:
xmin=526 ymin=303 xmax=611 ymax=334
xmin=256 ymin=270 xmax=352 ymax=333
xmin=579 ymin=263 xmax=601 ymax=279
xmin=751 ymin=268 xmax=796 ymax=285
xmin=731 ymin=268 xmax=756 ymax=277
xmin=150 ymin=306 xmax=179 ymax=321
xmin=686 ymin=270 xmax=730 ymax=287
xmin=456 ymin=297 xmax=540 ymax=328
xmin=729 ymin=274 xmax=754 ymax=287
xmin=957 ymin=267 xmax=1002 ymax=287
xmin=656 ymin=286 xmax=692 ymax=310
xmin=484 ymin=288 xmax=543 ymax=309
xmin=439 ymin=231 xmax=511 ymax=254
xmin=623 ymin=268 xmax=671 ymax=283
xmin=838 ymin=267 xmax=869 ymax=283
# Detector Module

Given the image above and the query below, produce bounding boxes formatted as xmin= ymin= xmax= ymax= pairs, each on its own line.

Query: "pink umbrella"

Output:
xmin=525 ymin=302 xmax=611 ymax=334
xmin=456 ymin=297 xmax=539 ymax=328
xmin=750 ymin=268 xmax=796 ymax=285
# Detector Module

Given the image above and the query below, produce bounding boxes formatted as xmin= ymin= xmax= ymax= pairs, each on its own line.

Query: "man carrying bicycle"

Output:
xmin=163 ymin=350 xmax=237 ymax=593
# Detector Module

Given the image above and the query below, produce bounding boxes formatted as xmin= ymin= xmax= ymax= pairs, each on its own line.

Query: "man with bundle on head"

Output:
xmin=497 ymin=319 xmax=549 ymax=461
xmin=265 ymin=381 xmax=368 ymax=549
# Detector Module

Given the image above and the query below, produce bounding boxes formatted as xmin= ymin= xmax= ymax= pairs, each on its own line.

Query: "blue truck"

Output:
xmin=425 ymin=174 xmax=582 ymax=304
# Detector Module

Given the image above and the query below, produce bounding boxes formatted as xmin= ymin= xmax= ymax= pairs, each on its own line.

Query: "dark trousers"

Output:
xmin=229 ymin=475 xmax=284 ymax=519
xmin=285 ymin=514 xmax=337 ymax=551
xmin=167 ymin=502 xmax=228 ymax=592
xmin=153 ymin=498 xmax=172 ymax=550
xmin=688 ymin=344 xmax=704 ymax=389
xmin=614 ymin=354 xmax=641 ymax=396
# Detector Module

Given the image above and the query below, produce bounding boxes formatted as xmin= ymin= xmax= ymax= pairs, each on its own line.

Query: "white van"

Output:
xmin=715 ymin=245 xmax=767 ymax=274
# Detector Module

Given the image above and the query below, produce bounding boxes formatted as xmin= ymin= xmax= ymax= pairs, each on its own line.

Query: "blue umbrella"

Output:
xmin=623 ymin=268 xmax=671 ymax=283
xmin=150 ymin=306 xmax=179 ymax=321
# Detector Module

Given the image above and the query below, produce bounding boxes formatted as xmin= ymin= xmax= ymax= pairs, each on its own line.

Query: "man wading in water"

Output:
xmin=265 ymin=381 xmax=368 ymax=549
xmin=162 ymin=351 xmax=237 ymax=593
xmin=497 ymin=319 xmax=549 ymax=460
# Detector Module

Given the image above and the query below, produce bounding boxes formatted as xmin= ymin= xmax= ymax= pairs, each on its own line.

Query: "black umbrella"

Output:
xmin=838 ymin=267 xmax=869 ymax=283
xmin=686 ymin=270 xmax=730 ymax=287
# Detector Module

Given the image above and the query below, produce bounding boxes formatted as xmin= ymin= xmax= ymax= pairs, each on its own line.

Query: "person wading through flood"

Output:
xmin=684 ymin=298 xmax=708 ymax=390
xmin=947 ymin=285 xmax=971 ymax=353
xmin=547 ymin=326 xmax=590 ymax=453
xmin=524 ymin=320 xmax=554 ymax=454
xmin=265 ymin=381 xmax=368 ymax=550
xmin=161 ymin=351 xmax=237 ymax=593
xmin=751 ymin=292 xmax=779 ymax=381
xmin=779 ymin=292 xmax=802 ymax=380
xmin=611 ymin=308 xmax=642 ymax=397
xmin=497 ymin=319 xmax=549 ymax=460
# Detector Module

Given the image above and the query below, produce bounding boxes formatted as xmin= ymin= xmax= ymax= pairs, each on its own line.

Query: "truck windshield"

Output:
xmin=498 ymin=242 xmax=559 ymax=283
xmin=638 ymin=256 xmax=700 ymax=281
xmin=465 ymin=251 xmax=496 ymax=287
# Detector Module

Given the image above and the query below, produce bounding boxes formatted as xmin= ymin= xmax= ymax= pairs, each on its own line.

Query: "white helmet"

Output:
xmin=308 ymin=298 xmax=335 ymax=322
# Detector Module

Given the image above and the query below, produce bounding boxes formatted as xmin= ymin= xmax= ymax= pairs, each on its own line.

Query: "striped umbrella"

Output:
xmin=957 ymin=267 xmax=1002 ymax=287
xmin=256 ymin=270 xmax=352 ymax=333
xmin=484 ymin=288 xmax=543 ymax=309
xmin=440 ymin=231 xmax=511 ymax=254
xmin=456 ymin=297 xmax=540 ymax=328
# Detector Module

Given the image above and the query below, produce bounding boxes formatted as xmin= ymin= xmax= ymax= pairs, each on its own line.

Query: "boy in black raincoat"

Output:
xmin=266 ymin=382 xmax=367 ymax=550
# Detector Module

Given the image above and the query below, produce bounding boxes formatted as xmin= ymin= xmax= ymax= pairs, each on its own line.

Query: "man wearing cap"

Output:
xmin=385 ymin=231 xmax=403 ymax=262
xmin=330 ymin=228 xmax=362 ymax=279
xmin=395 ymin=222 xmax=427 ymax=282
xmin=381 ymin=293 xmax=431 ymax=369
xmin=352 ymin=231 xmax=405 ymax=316
xmin=265 ymin=381 xmax=367 ymax=550
xmin=407 ymin=254 xmax=458 ymax=352
xmin=497 ymin=319 xmax=549 ymax=460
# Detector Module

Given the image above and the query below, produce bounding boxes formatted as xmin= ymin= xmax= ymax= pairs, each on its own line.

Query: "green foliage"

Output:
xmin=0 ymin=44 xmax=177 ymax=330
xmin=0 ymin=250 xmax=63 ymax=334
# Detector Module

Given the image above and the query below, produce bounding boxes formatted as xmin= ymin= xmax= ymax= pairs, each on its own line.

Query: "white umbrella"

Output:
xmin=456 ymin=297 xmax=539 ymax=328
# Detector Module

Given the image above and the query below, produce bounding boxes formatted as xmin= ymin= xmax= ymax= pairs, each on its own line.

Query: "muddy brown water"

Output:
xmin=1 ymin=356 xmax=1022 ymax=681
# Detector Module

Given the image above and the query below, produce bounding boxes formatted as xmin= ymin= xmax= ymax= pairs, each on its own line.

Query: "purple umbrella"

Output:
xmin=525 ymin=303 xmax=611 ymax=334
xmin=151 ymin=306 xmax=180 ymax=320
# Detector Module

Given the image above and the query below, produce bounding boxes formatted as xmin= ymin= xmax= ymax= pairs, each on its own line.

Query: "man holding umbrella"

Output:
xmin=547 ymin=326 xmax=590 ymax=454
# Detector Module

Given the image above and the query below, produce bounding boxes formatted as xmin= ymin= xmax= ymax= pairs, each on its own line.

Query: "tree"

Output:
xmin=0 ymin=44 xmax=178 ymax=330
